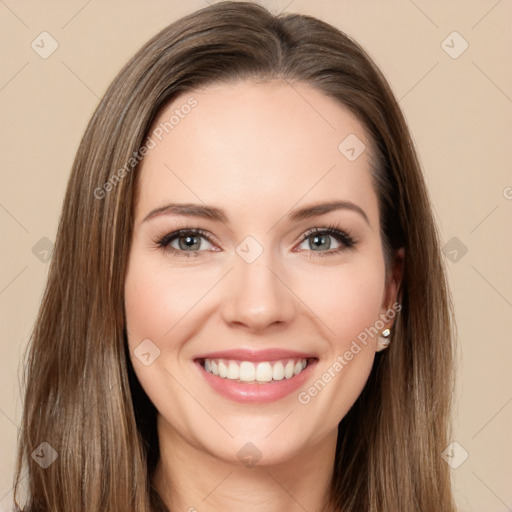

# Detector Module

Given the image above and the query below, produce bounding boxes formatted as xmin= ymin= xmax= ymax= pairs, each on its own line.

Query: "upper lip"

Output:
xmin=194 ymin=348 xmax=318 ymax=363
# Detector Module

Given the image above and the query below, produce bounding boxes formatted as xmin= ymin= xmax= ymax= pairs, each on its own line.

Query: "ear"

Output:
xmin=376 ymin=247 xmax=404 ymax=352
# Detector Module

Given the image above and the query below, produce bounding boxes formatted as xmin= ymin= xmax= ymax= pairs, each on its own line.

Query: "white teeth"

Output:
xmin=218 ymin=360 xmax=228 ymax=378
xmin=272 ymin=361 xmax=285 ymax=380
xmin=256 ymin=362 xmax=273 ymax=382
xmin=227 ymin=361 xmax=239 ymax=380
xmin=284 ymin=361 xmax=295 ymax=379
xmin=239 ymin=361 xmax=256 ymax=382
xmin=202 ymin=358 xmax=309 ymax=383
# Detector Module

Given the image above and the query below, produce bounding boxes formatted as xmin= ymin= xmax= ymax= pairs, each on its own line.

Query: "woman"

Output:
xmin=14 ymin=2 xmax=456 ymax=511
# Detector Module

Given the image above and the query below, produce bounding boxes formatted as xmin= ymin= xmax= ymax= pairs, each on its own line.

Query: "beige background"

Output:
xmin=1 ymin=0 xmax=511 ymax=510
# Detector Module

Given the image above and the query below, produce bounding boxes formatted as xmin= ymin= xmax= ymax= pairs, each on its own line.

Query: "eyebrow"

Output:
xmin=142 ymin=200 xmax=370 ymax=226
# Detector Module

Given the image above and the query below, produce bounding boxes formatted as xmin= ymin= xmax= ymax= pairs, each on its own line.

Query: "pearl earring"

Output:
xmin=378 ymin=328 xmax=391 ymax=349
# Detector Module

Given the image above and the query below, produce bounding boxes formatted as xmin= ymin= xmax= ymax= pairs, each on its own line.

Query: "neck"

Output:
xmin=153 ymin=415 xmax=338 ymax=512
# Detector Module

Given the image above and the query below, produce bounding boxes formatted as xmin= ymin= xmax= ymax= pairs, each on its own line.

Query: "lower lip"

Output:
xmin=194 ymin=359 xmax=318 ymax=404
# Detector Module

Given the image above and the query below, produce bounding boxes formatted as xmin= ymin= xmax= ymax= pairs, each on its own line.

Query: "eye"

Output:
xmin=153 ymin=224 xmax=357 ymax=259
xmin=154 ymin=228 xmax=218 ymax=257
xmin=296 ymin=224 xmax=356 ymax=256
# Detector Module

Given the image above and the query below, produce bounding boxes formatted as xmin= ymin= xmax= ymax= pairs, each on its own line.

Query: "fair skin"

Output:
xmin=124 ymin=79 xmax=403 ymax=512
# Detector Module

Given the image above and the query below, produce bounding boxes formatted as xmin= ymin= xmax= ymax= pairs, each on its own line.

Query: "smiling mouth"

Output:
xmin=196 ymin=357 xmax=316 ymax=384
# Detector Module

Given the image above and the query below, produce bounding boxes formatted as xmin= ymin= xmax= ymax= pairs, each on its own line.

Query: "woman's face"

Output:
xmin=125 ymin=79 xmax=401 ymax=466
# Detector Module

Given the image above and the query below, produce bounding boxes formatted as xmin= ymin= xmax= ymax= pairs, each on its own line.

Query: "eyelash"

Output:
xmin=153 ymin=222 xmax=357 ymax=259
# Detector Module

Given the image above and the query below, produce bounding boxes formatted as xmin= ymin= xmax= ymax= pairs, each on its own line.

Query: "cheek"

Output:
xmin=124 ymin=252 xmax=219 ymax=347
xmin=124 ymin=250 xmax=229 ymax=410
xmin=293 ymin=256 xmax=386 ymax=348
xmin=123 ymin=251 xmax=212 ymax=420
xmin=291 ymin=258 xmax=385 ymax=418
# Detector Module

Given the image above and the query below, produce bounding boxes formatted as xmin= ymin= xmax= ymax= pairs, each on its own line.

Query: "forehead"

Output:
xmin=135 ymin=79 xmax=378 ymax=225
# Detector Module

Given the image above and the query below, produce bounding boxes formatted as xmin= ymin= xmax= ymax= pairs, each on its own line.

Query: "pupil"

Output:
xmin=179 ymin=235 xmax=200 ymax=251
xmin=311 ymin=234 xmax=330 ymax=251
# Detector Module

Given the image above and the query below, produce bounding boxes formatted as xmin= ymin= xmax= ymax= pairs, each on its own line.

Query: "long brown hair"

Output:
xmin=14 ymin=2 xmax=456 ymax=510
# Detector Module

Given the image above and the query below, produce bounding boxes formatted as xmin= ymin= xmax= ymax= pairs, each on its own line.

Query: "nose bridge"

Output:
xmin=221 ymin=238 xmax=295 ymax=330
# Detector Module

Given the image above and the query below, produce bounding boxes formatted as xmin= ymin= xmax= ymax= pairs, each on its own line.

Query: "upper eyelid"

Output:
xmin=159 ymin=228 xmax=218 ymax=247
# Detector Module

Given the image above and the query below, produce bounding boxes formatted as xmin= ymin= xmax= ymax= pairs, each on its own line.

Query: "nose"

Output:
xmin=220 ymin=250 xmax=297 ymax=333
